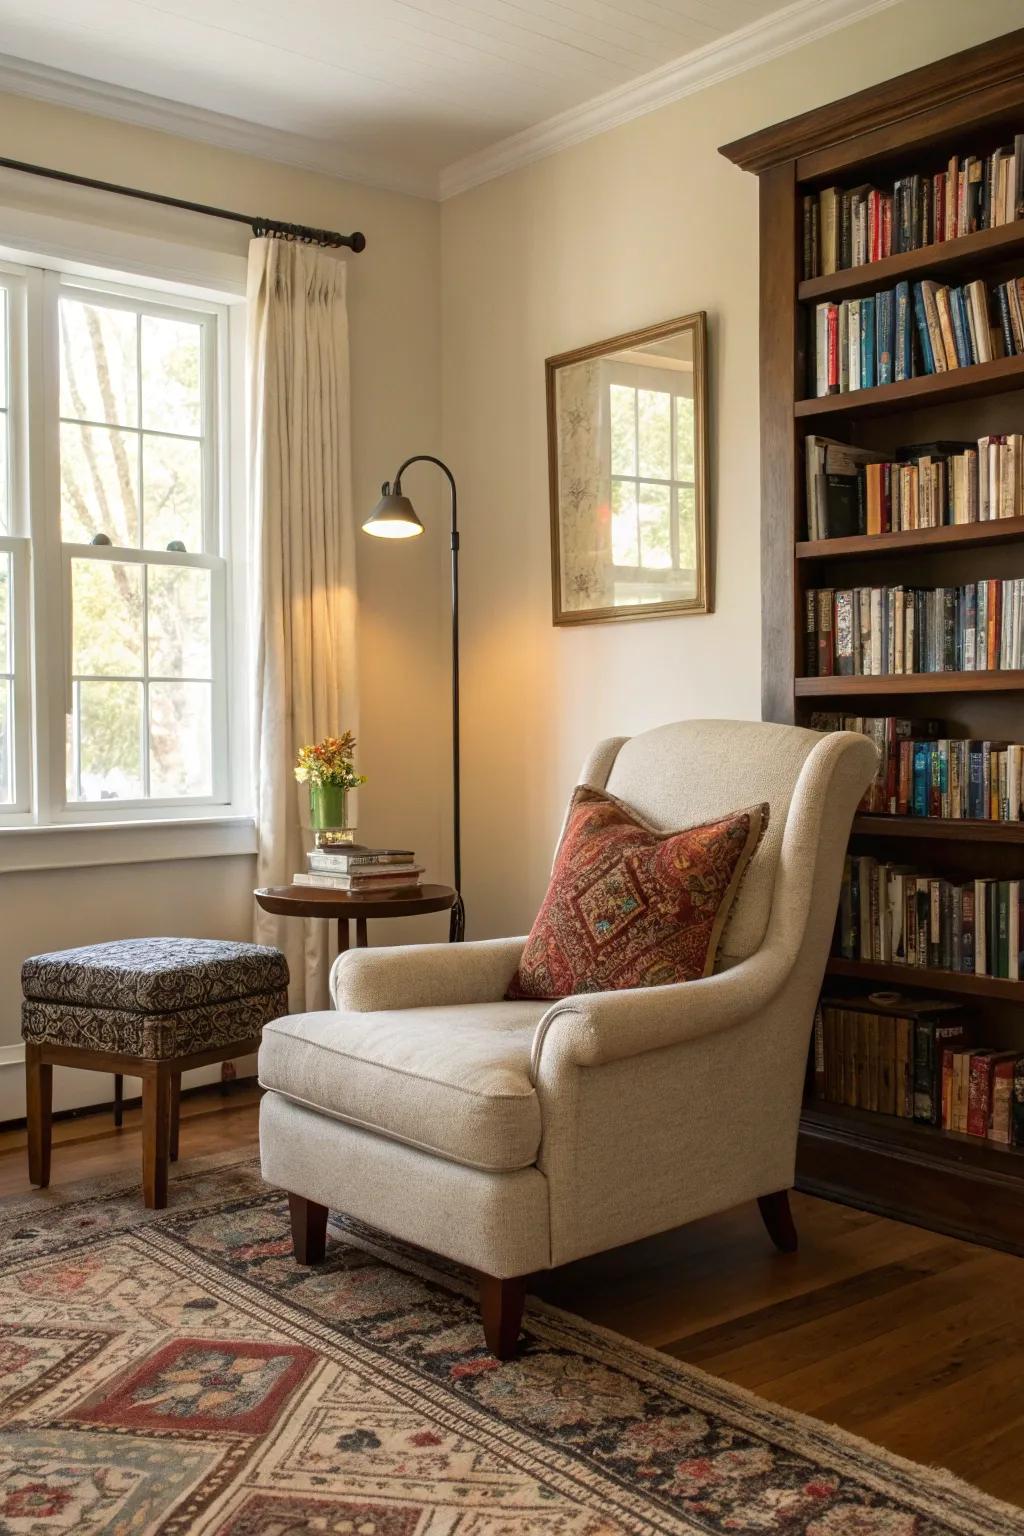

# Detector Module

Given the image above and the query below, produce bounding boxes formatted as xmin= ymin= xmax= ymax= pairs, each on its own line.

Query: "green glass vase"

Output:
xmin=309 ymin=782 xmax=349 ymax=831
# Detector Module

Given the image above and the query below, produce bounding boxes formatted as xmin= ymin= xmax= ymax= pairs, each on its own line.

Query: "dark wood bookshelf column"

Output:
xmin=721 ymin=27 xmax=1024 ymax=1258
xmin=759 ymin=159 xmax=800 ymax=724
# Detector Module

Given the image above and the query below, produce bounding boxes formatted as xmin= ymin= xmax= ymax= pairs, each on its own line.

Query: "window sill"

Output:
xmin=0 ymin=815 xmax=257 ymax=873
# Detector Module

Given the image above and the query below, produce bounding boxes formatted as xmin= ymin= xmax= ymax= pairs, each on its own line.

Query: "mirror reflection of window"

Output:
xmin=609 ymin=382 xmax=696 ymax=591
xmin=547 ymin=313 xmax=709 ymax=624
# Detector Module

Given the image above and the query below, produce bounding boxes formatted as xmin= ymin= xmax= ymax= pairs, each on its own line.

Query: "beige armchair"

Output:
xmin=259 ymin=719 xmax=876 ymax=1358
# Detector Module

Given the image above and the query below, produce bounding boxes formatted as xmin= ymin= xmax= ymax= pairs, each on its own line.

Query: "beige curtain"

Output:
xmin=247 ymin=237 xmax=358 ymax=1010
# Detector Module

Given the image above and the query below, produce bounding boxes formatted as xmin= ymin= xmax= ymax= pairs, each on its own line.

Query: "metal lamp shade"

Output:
xmin=362 ymin=489 xmax=424 ymax=539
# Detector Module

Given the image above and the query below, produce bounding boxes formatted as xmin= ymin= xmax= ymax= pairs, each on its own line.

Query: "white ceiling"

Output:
xmin=0 ymin=0 xmax=898 ymax=199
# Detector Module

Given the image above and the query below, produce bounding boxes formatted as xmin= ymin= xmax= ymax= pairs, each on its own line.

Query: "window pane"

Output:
xmin=611 ymin=480 xmax=638 ymax=566
xmin=59 ymin=298 xmax=138 ymax=428
xmin=149 ymin=681 xmax=212 ymax=797
xmin=0 ymin=409 xmax=7 ymax=533
xmin=148 ymin=565 xmax=211 ymax=678
xmin=141 ymin=315 xmax=202 ymax=435
xmin=61 ymin=423 xmax=140 ymax=546
xmin=0 ymin=288 xmax=7 ymax=410
xmin=0 ymin=680 xmax=10 ymax=805
xmin=678 ymin=484 xmax=697 ymax=570
xmin=72 ymin=559 xmax=144 ymax=677
xmin=143 ymin=435 xmax=203 ymax=551
xmin=639 ymin=482 xmax=671 ymax=569
xmin=0 ymin=551 xmax=8 ymax=673
xmin=75 ymin=680 xmax=144 ymax=800
xmin=675 ymin=393 xmax=695 ymax=481
xmin=609 ymin=384 xmax=636 ymax=476
xmin=637 ymin=389 xmax=671 ymax=480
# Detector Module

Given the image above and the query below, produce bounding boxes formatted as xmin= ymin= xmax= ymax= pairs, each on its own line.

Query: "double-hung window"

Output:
xmin=0 ymin=260 xmax=235 ymax=832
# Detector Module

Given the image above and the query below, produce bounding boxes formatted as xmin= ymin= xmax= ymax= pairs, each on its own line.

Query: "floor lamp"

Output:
xmin=362 ymin=455 xmax=466 ymax=943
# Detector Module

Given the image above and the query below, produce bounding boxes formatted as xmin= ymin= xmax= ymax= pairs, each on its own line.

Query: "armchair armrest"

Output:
xmin=331 ymin=936 xmax=527 ymax=1012
xmin=531 ymin=942 xmax=789 ymax=1076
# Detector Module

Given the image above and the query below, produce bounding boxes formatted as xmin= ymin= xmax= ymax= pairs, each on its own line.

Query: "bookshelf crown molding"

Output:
xmin=721 ymin=23 xmax=1024 ymax=172
xmin=440 ymin=0 xmax=900 ymax=200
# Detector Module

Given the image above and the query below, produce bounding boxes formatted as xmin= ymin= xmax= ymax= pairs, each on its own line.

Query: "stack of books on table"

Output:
xmin=294 ymin=846 xmax=423 ymax=893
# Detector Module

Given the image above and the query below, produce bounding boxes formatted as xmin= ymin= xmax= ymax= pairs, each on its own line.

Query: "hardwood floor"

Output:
xmin=2 ymin=1086 xmax=1021 ymax=1507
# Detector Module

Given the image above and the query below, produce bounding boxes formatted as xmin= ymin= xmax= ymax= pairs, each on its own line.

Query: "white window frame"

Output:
xmin=0 ymin=267 xmax=32 ymax=815
xmin=0 ymin=227 xmax=254 ymax=867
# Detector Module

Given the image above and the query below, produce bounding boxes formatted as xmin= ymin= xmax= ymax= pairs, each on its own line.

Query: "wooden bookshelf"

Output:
xmin=826 ymin=956 xmax=1024 ymax=1002
xmin=721 ymin=29 xmax=1024 ymax=1256
xmin=852 ymin=813 xmax=1024 ymax=844
xmin=796 ymin=514 xmax=1024 ymax=560
xmin=798 ymin=218 xmax=1024 ymax=303
xmin=795 ymin=671 xmax=1024 ymax=697
xmin=795 ymin=353 xmax=1024 ymax=418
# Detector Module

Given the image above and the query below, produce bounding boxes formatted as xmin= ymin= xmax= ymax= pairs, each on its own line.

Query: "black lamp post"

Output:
xmin=362 ymin=455 xmax=465 ymax=943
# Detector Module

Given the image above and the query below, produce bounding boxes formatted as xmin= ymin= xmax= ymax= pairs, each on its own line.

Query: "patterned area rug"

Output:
xmin=0 ymin=1154 xmax=1019 ymax=1535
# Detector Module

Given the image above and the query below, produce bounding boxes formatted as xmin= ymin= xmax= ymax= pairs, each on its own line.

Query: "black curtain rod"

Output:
xmin=0 ymin=155 xmax=366 ymax=252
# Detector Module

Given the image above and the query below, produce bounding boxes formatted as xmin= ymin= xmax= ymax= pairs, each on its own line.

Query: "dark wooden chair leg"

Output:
xmin=25 ymin=1044 xmax=53 ymax=1189
xmin=142 ymin=1068 xmax=172 ymax=1210
xmin=288 ymin=1193 xmax=329 ymax=1265
xmin=479 ymin=1274 xmax=527 ymax=1360
xmin=169 ymin=1074 xmax=181 ymax=1162
xmin=758 ymin=1190 xmax=798 ymax=1253
xmin=113 ymin=1072 xmax=124 ymax=1129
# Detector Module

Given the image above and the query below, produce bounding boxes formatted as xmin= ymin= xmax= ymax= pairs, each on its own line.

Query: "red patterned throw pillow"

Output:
xmin=507 ymin=787 xmax=768 ymax=1001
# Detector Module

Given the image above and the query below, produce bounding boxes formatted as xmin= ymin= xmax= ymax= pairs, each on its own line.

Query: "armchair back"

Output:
xmin=575 ymin=719 xmax=872 ymax=966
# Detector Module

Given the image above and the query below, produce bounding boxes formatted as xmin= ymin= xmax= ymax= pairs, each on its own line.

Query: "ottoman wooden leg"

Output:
xmin=25 ymin=1044 xmax=53 ymax=1189
xmin=169 ymin=1074 xmax=181 ymax=1163
xmin=113 ymin=1073 xmax=124 ymax=1129
xmin=142 ymin=1068 xmax=172 ymax=1210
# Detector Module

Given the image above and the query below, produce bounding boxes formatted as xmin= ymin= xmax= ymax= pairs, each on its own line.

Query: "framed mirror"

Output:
xmin=546 ymin=311 xmax=710 ymax=625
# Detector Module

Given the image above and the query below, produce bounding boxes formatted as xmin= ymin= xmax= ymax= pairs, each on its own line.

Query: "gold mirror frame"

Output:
xmin=546 ymin=311 xmax=711 ymax=625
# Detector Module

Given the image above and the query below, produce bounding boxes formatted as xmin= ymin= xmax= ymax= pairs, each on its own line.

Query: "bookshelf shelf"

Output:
xmin=796 ymin=516 xmax=1024 ymax=560
xmin=851 ymin=813 xmax=1024 ymax=844
xmin=795 ymin=670 xmax=1024 ymax=697
xmin=795 ymin=354 xmax=1024 ymax=420
xmin=803 ymin=1099 xmax=1024 ymax=1170
xmin=721 ymin=29 xmax=1024 ymax=1254
xmin=797 ymin=218 xmax=1024 ymax=304
xmin=825 ymin=955 xmax=1023 ymax=1001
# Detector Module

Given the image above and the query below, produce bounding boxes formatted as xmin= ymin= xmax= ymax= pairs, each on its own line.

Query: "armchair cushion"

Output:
xmin=508 ymin=786 xmax=768 ymax=1001
xmin=259 ymin=1001 xmax=548 ymax=1172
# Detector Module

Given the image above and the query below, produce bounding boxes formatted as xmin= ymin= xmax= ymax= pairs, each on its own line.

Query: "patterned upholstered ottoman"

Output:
xmin=22 ymin=938 xmax=289 ymax=1208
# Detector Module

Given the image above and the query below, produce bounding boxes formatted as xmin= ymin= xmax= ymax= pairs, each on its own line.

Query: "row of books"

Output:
xmin=294 ymin=845 xmax=422 ymax=893
xmin=837 ymin=857 xmax=1024 ymax=980
xmin=804 ymin=582 xmax=1024 ymax=677
xmin=809 ymin=714 xmax=1024 ymax=823
xmin=813 ymin=999 xmax=1022 ymax=1144
xmin=810 ymin=273 xmax=1024 ymax=398
xmin=802 ymin=141 xmax=1024 ymax=279
xmin=805 ymin=433 xmax=1024 ymax=541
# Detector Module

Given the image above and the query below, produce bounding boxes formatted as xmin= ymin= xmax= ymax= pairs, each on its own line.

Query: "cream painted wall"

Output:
xmin=0 ymin=94 xmax=447 ymax=1121
xmin=440 ymin=0 xmax=1024 ymax=941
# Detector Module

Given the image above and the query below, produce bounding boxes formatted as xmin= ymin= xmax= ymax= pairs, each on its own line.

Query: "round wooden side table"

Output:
xmin=254 ymin=883 xmax=457 ymax=953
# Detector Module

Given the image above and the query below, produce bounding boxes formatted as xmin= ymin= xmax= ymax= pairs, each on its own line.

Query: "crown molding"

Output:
xmin=0 ymin=53 xmax=438 ymax=202
xmin=438 ymin=0 xmax=901 ymax=200
xmin=0 ymin=0 xmax=902 ymax=208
